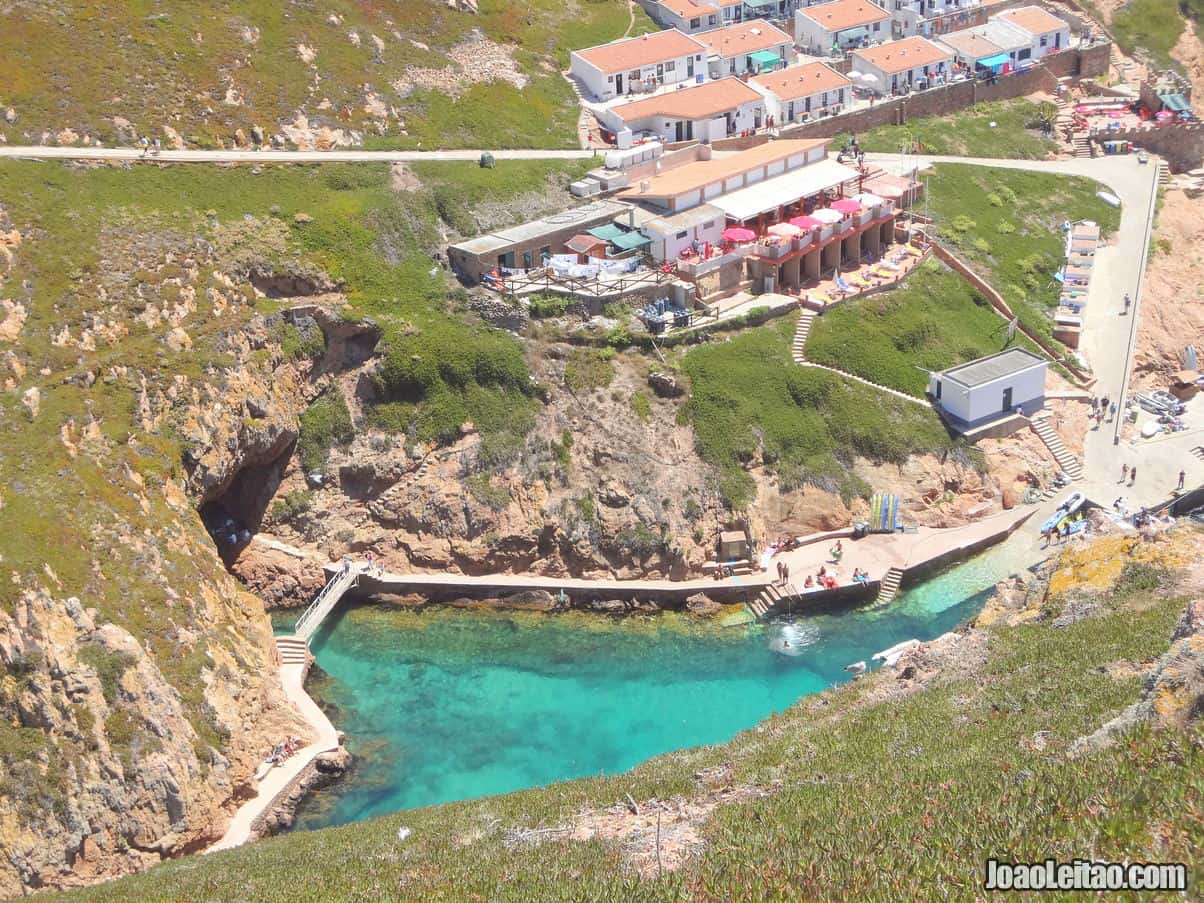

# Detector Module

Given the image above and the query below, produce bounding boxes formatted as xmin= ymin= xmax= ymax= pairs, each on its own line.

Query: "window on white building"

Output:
xmin=690 ymin=16 xmax=700 ymax=27
xmin=1039 ymin=35 xmax=1048 ymax=46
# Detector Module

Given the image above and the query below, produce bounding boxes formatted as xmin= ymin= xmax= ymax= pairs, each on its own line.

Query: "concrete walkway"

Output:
xmin=865 ymin=154 xmax=1202 ymax=513
xmin=0 ymin=146 xmax=596 ymax=163
xmin=207 ymin=660 xmax=340 ymax=852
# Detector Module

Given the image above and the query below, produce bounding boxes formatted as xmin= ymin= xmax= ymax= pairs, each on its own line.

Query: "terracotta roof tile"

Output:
xmin=696 ymin=19 xmax=793 ymax=57
xmin=619 ymin=138 xmax=828 ymax=199
xmin=797 ymin=0 xmax=891 ymax=33
xmin=999 ymin=6 xmax=1069 ymax=36
xmin=852 ymin=36 xmax=951 ymax=74
xmin=574 ymin=30 xmax=707 ymax=74
xmin=611 ymin=77 xmax=763 ymax=122
xmin=751 ymin=61 xmax=851 ymax=100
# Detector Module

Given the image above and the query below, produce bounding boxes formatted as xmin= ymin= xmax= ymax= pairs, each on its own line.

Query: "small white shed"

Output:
xmin=929 ymin=347 xmax=1047 ymax=431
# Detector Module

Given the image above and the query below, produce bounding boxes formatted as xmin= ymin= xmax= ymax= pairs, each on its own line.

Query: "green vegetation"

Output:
xmin=466 ymin=474 xmax=513 ymax=511
xmin=630 ymin=390 xmax=651 ymax=421
xmin=563 ymin=347 xmax=616 ymax=393
xmin=57 ymin=547 xmax=1203 ymax=901
xmin=270 ymin=490 xmax=315 ymax=524
xmin=830 ymin=99 xmax=1058 ymax=160
xmin=297 ymin=392 xmax=354 ymax=471
xmin=1111 ymin=0 xmax=1197 ymax=67
xmin=78 ymin=645 xmax=137 ymax=705
xmin=0 ymin=155 xmax=583 ymax=793
xmin=924 ymin=164 xmax=1121 ymax=346
xmin=528 ymin=294 xmax=575 ymax=319
xmin=0 ymin=0 xmax=651 ymax=149
xmin=272 ymin=320 xmax=326 ymax=362
xmin=681 ymin=318 xmax=955 ymax=508
xmin=806 ymin=261 xmax=1033 ymax=397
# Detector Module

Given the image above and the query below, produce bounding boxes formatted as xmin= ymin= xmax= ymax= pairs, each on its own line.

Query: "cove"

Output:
xmin=281 ymin=548 xmax=1021 ymax=832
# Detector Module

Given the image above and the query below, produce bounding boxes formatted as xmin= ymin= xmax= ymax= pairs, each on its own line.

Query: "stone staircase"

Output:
xmin=1157 ymin=159 xmax=1170 ymax=187
xmin=1030 ymin=415 xmax=1084 ymax=481
xmin=1071 ymin=133 xmax=1093 ymax=159
xmin=1190 ymin=445 xmax=1204 ymax=462
xmin=275 ymin=635 xmax=310 ymax=667
xmin=875 ymin=567 xmax=904 ymax=604
xmin=791 ymin=310 xmax=815 ymax=363
xmin=749 ymin=582 xmax=795 ymax=620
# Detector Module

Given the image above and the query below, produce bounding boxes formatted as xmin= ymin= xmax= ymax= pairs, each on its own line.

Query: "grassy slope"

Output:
xmin=54 ymin=548 xmax=1204 ymax=901
xmin=678 ymin=316 xmax=957 ymax=507
xmin=1110 ymin=0 xmax=1199 ymax=68
xmin=0 ymin=0 xmax=653 ymax=149
xmin=829 ymin=99 xmax=1057 ymax=160
xmin=805 ymin=260 xmax=1036 ymax=397
xmin=923 ymin=164 xmax=1121 ymax=346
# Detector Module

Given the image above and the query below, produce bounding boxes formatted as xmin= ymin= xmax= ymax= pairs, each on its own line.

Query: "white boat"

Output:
xmin=872 ymin=638 xmax=920 ymax=668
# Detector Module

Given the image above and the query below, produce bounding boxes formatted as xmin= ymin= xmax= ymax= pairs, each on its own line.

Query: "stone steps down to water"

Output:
xmin=875 ymin=567 xmax=904 ymax=604
xmin=275 ymin=636 xmax=311 ymax=666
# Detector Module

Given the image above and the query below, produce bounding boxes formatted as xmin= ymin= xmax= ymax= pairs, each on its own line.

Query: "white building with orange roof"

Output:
xmin=850 ymin=35 xmax=952 ymax=94
xmin=794 ymin=0 xmax=892 ymax=54
xmin=570 ymin=30 xmax=709 ymax=101
xmin=648 ymin=0 xmax=724 ymax=33
xmin=695 ymin=19 xmax=797 ymax=77
xmin=597 ymin=76 xmax=766 ymax=144
xmin=749 ymin=61 xmax=852 ymax=124
xmin=994 ymin=5 xmax=1071 ymax=58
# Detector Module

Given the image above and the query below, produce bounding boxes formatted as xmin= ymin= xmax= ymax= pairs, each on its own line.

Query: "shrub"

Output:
xmin=996 ymin=221 xmax=1016 ymax=235
xmin=79 ymin=644 xmax=137 ymax=705
xmin=271 ymin=490 xmax=314 ymax=523
xmin=564 ymin=347 xmax=614 ymax=392
xmin=952 ymin=215 xmax=976 ymax=233
xmin=528 ymin=294 xmax=572 ymax=318
xmin=466 ymin=475 xmax=512 ymax=511
xmin=274 ymin=321 xmax=326 ymax=361
xmin=630 ymin=390 xmax=651 ymax=421
xmin=297 ymin=391 xmax=354 ymax=471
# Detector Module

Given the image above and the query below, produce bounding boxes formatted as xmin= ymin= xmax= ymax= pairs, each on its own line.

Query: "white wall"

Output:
xmin=1032 ymin=26 xmax=1071 ymax=58
xmin=655 ymin=1 xmax=721 ymax=32
xmin=853 ymin=56 xmax=950 ymax=95
xmin=648 ymin=215 xmax=724 ymax=262
xmin=932 ymin=366 xmax=1046 ymax=424
xmin=570 ymin=50 xmax=707 ymax=102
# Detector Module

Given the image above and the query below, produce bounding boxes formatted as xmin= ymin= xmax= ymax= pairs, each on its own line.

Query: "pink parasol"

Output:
xmin=789 ymin=215 xmax=822 ymax=229
xmin=830 ymin=199 xmax=862 ymax=214
xmin=767 ymin=222 xmax=804 ymax=238
xmin=721 ymin=226 xmax=757 ymax=243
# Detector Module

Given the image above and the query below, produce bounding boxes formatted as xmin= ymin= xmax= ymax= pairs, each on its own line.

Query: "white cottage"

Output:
xmin=929 ymin=347 xmax=1048 ymax=431
xmin=995 ymin=6 xmax=1072 ymax=59
xmin=570 ymin=30 xmax=709 ymax=101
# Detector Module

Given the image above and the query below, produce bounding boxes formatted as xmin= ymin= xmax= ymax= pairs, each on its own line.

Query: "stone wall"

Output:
xmin=774 ymin=60 xmax=1071 ymax=140
xmin=1090 ymin=122 xmax=1204 ymax=173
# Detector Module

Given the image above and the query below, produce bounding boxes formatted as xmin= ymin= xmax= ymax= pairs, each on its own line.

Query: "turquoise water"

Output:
xmin=285 ymin=548 xmax=1023 ymax=832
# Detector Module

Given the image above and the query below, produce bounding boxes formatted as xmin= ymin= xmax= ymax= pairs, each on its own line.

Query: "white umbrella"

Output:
xmin=852 ymin=193 xmax=885 ymax=206
xmin=859 ymin=72 xmax=879 ymax=85
xmin=847 ymin=70 xmax=864 ymax=82
xmin=811 ymin=208 xmax=843 ymax=224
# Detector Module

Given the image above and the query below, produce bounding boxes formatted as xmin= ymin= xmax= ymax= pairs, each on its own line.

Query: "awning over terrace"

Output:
xmin=1159 ymin=92 xmax=1190 ymax=112
xmin=979 ymin=53 xmax=1010 ymax=70
xmin=750 ymin=50 xmax=783 ymax=71
xmin=611 ymin=230 xmax=652 ymax=250
xmin=587 ymin=223 xmax=629 ymax=242
xmin=710 ymin=159 xmax=860 ymax=222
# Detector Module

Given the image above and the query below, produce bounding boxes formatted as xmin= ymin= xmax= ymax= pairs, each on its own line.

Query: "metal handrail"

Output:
xmin=294 ymin=568 xmax=357 ymax=639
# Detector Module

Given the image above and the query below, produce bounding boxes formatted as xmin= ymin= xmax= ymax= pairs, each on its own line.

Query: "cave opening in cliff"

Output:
xmin=200 ymin=445 xmax=294 ymax=564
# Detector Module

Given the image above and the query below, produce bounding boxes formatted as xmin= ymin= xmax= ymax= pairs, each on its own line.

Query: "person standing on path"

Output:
xmin=1122 ymin=293 xmax=1131 ymax=315
xmin=1109 ymin=401 xmax=1117 ymax=422
xmin=1129 ymin=466 xmax=1137 ymax=487
xmin=1121 ymin=463 xmax=1129 ymax=483
xmin=1178 ymin=469 xmax=1186 ymax=491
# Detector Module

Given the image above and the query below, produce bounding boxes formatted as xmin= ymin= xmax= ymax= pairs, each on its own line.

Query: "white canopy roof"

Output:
xmin=711 ymin=159 xmax=860 ymax=222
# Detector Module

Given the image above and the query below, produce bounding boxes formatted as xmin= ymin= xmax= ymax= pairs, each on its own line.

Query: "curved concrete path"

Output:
xmin=207 ymin=661 xmax=340 ymax=852
xmin=0 ymin=146 xmax=594 ymax=163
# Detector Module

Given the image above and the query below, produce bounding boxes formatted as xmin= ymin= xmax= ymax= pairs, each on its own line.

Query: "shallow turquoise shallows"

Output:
xmin=283 ymin=549 xmax=1020 ymax=832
